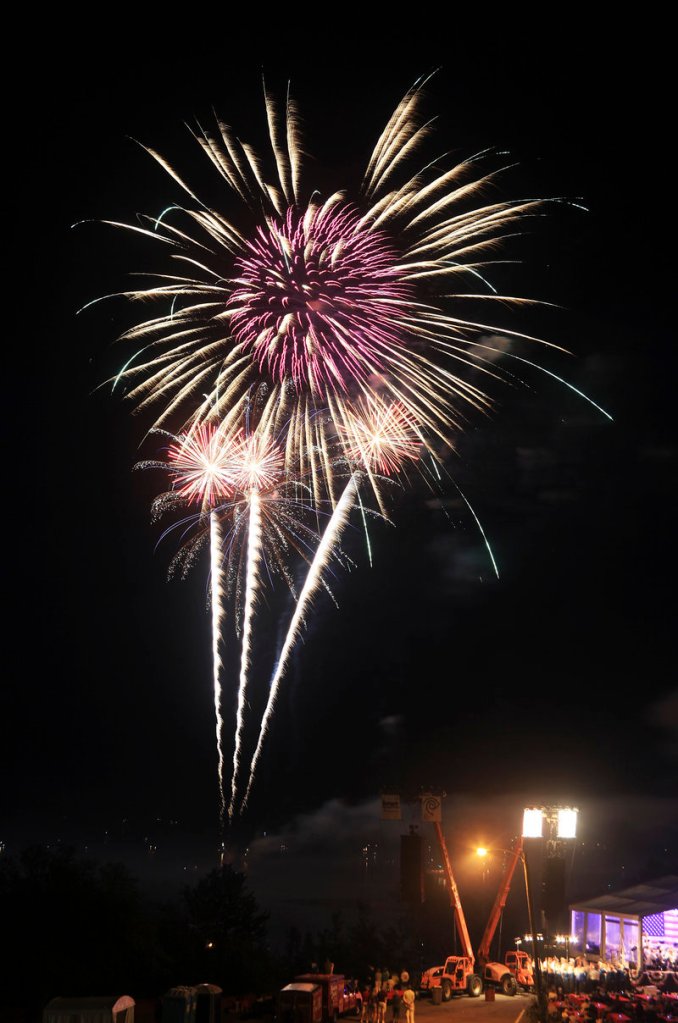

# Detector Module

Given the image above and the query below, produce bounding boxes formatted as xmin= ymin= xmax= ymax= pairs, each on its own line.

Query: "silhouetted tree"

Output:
xmin=1 ymin=845 xmax=155 ymax=1018
xmin=183 ymin=864 xmax=272 ymax=993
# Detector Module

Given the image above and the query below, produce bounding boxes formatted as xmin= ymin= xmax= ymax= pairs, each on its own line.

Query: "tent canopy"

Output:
xmin=571 ymin=875 xmax=678 ymax=918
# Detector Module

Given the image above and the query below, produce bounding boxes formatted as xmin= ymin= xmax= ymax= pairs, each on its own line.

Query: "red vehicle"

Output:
xmin=283 ymin=974 xmax=357 ymax=1023
xmin=279 ymin=983 xmax=324 ymax=1023
xmin=504 ymin=950 xmax=534 ymax=990
xmin=426 ymin=822 xmax=522 ymax=1000
xmin=419 ymin=965 xmax=444 ymax=993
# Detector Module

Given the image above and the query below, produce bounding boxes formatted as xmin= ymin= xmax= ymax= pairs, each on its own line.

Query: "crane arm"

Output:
xmin=433 ymin=820 xmax=474 ymax=962
xmin=476 ymin=838 xmax=524 ymax=965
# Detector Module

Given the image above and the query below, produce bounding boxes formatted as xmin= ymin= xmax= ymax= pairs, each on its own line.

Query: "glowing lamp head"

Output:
xmin=476 ymin=846 xmax=489 ymax=858
xmin=522 ymin=807 xmax=544 ymax=838
xmin=557 ymin=808 xmax=578 ymax=839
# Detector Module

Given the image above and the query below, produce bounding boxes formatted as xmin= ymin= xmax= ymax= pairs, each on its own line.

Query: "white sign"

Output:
xmin=381 ymin=794 xmax=402 ymax=820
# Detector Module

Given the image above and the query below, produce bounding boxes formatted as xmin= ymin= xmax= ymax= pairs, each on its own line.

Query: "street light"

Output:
xmin=475 ymin=841 xmax=547 ymax=1023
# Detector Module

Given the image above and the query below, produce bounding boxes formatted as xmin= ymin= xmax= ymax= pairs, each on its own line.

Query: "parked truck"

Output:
xmin=278 ymin=983 xmax=324 ymax=1023
xmin=278 ymin=974 xmax=357 ymax=1023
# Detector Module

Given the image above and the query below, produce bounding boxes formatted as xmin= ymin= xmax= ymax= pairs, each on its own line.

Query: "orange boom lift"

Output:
xmin=476 ymin=837 xmax=534 ymax=990
xmin=432 ymin=821 xmax=528 ymax=1000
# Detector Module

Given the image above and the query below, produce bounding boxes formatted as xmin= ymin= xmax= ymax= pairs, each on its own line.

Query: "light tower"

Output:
xmin=523 ymin=806 xmax=578 ymax=937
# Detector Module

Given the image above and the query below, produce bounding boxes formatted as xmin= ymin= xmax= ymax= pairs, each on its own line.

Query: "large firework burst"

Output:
xmin=97 ymin=76 xmax=562 ymax=505
xmin=91 ymin=74 xmax=608 ymax=819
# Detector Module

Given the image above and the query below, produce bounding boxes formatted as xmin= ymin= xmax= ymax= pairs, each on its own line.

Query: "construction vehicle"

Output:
xmin=418 ymin=965 xmax=444 ymax=993
xmin=476 ymin=838 xmax=534 ymax=991
xmin=278 ymin=974 xmax=357 ymax=1023
xmin=504 ymin=950 xmax=534 ymax=990
xmin=431 ymin=821 xmax=522 ymax=999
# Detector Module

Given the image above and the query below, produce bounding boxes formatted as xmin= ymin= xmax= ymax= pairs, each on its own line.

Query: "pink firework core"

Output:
xmin=228 ymin=204 xmax=413 ymax=395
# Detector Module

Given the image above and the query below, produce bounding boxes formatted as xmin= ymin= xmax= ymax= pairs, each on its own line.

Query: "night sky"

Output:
xmin=5 ymin=25 xmax=676 ymax=922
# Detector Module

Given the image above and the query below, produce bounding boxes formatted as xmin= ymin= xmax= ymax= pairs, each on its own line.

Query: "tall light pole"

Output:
xmin=477 ymin=840 xmax=546 ymax=1023
xmin=523 ymin=806 xmax=579 ymax=934
xmin=520 ymin=843 xmax=546 ymax=1023
xmin=522 ymin=807 xmax=579 ymax=1023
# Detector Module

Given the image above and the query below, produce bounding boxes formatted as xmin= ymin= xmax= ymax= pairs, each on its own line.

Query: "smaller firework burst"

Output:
xmin=228 ymin=430 xmax=284 ymax=493
xmin=338 ymin=395 xmax=423 ymax=476
xmin=166 ymin=423 xmax=237 ymax=508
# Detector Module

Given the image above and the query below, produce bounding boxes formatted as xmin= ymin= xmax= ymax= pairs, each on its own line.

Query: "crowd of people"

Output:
xmin=539 ymin=948 xmax=678 ymax=995
xmin=642 ymin=942 xmax=678 ymax=973
xmin=355 ymin=969 xmax=417 ymax=1023
xmin=542 ymin=950 xmax=678 ymax=1023
xmin=540 ymin=957 xmax=634 ymax=994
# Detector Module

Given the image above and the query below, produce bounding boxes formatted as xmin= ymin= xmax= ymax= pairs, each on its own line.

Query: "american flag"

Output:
xmin=643 ymin=909 xmax=678 ymax=944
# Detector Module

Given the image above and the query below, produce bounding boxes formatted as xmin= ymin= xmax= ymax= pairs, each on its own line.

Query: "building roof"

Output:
xmin=571 ymin=875 xmax=678 ymax=918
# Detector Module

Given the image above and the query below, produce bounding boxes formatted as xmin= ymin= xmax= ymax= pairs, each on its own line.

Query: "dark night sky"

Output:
xmin=4 ymin=24 xmax=676 ymax=918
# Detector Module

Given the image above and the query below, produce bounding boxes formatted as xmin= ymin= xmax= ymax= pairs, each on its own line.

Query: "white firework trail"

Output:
xmin=228 ymin=490 xmax=263 ymax=817
xmin=209 ymin=512 xmax=229 ymax=828
xmin=240 ymin=471 xmax=361 ymax=811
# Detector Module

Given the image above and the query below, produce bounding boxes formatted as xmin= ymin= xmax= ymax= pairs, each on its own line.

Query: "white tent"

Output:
xmin=43 ymin=995 xmax=135 ymax=1023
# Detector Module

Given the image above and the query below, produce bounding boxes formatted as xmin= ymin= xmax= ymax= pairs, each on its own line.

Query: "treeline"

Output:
xmin=0 ymin=845 xmax=422 ymax=1018
xmin=279 ymin=907 xmax=423 ymax=986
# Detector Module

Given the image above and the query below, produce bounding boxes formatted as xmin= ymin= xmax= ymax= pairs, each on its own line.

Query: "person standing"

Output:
xmin=390 ymin=985 xmax=402 ymax=1023
xmin=402 ymin=986 xmax=415 ymax=1023
xmin=361 ymin=983 xmax=371 ymax=1023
